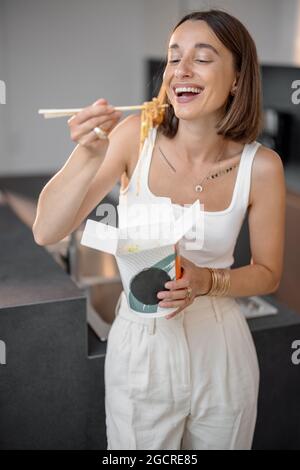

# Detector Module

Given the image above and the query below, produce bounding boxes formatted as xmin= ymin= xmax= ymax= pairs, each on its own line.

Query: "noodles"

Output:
xmin=139 ymin=97 xmax=166 ymax=152
xmin=120 ymin=97 xmax=168 ymax=195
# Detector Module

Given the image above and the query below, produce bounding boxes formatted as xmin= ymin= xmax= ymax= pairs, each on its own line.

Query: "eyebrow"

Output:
xmin=168 ymin=42 xmax=219 ymax=56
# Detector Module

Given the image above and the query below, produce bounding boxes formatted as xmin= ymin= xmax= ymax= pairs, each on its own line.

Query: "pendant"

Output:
xmin=195 ymin=184 xmax=203 ymax=192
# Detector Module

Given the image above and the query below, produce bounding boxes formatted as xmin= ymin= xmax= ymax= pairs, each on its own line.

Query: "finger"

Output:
xmin=164 ymin=278 xmax=190 ymax=291
xmin=71 ymin=116 xmax=120 ymax=141
xmin=67 ymin=98 xmax=108 ymax=125
xmin=70 ymin=101 xmax=115 ymax=126
xmin=93 ymin=98 xmax=108 ymax=107
xmin=73 ymin=111 xmax=121 ymax=140
xmin=78 ymin=124 xmax=111 ymax=146
xmin=159 ymin=299 xmax=186 ymax=308
xmin=165 ymin=313 xmax=177 ymax=320
xmin=78 ymin=126 xmax=111 ymax=146
xmin=78 ymin=130 xmax=103 ymax=147
xmin=165 ymin=308 xmax=182 ymax=319
xmin=78 ymin=113 xmax=123 ymax=146
xmin=70 ymin=109 xmax=118 ymax=136
xmin=157 ymin=287 xmax=187 ymax=302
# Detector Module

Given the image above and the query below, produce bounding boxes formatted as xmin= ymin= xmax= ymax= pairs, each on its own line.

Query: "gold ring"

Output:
xmin=185 ymin=286 xmax=192 ymax=300
xmin=93 ymin=126 xmax=108 ymax=140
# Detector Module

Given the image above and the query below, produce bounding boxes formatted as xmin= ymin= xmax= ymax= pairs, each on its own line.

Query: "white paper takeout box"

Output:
xmin=80 ymin=200 xmax=200 ymax=318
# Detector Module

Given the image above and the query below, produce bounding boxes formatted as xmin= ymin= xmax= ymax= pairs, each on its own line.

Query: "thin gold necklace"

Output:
xmin=158 ymin=144 xmax=240 ymax=193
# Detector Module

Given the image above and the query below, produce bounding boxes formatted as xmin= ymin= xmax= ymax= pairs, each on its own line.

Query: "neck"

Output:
xmin=174 ymin=114 xmax=227 ymax=164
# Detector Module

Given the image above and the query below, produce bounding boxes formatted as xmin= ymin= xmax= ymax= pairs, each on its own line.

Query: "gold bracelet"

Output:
xmin=219 ymin=268 xmax=230 ymax=296
xmin=205 ymin=268 xmax=231 ymax=296
xmin=219 ymin=269 xmax=231 ymax=295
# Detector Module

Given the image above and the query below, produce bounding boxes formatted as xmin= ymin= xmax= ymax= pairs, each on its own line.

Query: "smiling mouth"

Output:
xmin=173 ymin=90 xmax=204 ymax=104
xmin=172 ymin=87 xmax=204 ymax=100
xmin=178 ymin=92 xmax=199 ymax=97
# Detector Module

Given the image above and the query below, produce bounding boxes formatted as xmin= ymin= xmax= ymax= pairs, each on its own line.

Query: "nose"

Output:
xmin=174 ymin=57 xmax=193 ymax=78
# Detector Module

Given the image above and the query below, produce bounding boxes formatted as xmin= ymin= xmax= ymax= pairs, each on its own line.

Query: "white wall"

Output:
xmin=142 ymin=0 xmax=181 ymax=58
xmin=1 ymin=0 xmax=300 ymax=175
xmin=2 ymin=0 xmax=143 ymax=175
xmin=1 ymin=0 xmax=182 ymax=176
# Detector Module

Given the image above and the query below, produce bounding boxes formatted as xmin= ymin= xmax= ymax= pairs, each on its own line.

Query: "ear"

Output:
xmin=232 ymin=72 xmax=240 ymax=89
xmin=231 ymin=76 xmax=239 ymax=96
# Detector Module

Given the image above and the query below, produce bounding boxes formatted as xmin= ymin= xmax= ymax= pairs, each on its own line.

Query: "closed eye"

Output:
xmin=168 ymin=59 xmax=212 ymax=64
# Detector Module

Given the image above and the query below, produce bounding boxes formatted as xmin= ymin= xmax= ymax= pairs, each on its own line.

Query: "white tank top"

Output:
xmin=119 ymin=126 xmax=261 ymax=269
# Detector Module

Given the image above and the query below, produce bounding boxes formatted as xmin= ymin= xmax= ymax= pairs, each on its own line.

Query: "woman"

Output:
xmin=33 ymin=10 xmax=285 ymax=450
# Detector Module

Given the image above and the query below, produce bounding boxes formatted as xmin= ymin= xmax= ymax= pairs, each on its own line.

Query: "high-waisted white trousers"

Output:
xmin=104 ymin=291 xmax=260 ymax=450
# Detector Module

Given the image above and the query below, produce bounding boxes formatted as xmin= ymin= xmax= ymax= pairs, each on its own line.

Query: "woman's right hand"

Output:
xmin=68 ymin=98 xmax=122 ymax=155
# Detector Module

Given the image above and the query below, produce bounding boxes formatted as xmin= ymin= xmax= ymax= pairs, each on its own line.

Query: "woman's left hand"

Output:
xmin=157 ymin=256 xmax=212 ymax=319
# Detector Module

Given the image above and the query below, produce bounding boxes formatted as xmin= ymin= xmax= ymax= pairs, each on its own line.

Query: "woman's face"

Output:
xmin=163 ymin=20 xmax=238 ymax=122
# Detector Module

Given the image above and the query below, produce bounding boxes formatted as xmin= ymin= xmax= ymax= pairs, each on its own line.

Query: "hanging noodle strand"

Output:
xmin=120 ymin=97 xmax=168 ymax=196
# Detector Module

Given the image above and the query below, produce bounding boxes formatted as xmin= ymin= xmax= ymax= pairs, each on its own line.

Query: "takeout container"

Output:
xmin=80 ymin=200 xmax=200 ymax=317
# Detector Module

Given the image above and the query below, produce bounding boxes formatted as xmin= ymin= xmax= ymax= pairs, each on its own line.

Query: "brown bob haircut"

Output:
xmin=157 ymin=9 xmax=263 ymax=143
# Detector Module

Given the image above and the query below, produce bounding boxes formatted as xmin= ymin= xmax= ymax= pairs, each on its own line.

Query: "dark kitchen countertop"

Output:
xmin=247 ymin=295 xmax=300 ymax=332
xmin=0 ymin=174 xmax=114 ymax=358
xmin=0 ymin=202 xmax=84 ymax=309
xmin=0 ymin=173 xmax=118 ymax=312
xmin=0 ymin=174 xmax=53 ymax=201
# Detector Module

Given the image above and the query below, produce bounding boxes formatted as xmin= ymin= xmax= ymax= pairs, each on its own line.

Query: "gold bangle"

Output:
xmin=204 ymin=268 xmax=217 ymax=296
xmin=205 ymin=268 xmax=231 ymax=296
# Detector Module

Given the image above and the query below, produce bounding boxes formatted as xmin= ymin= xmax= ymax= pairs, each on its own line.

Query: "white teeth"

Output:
xmin=175 ymin=86 xmax=202 ymax=95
